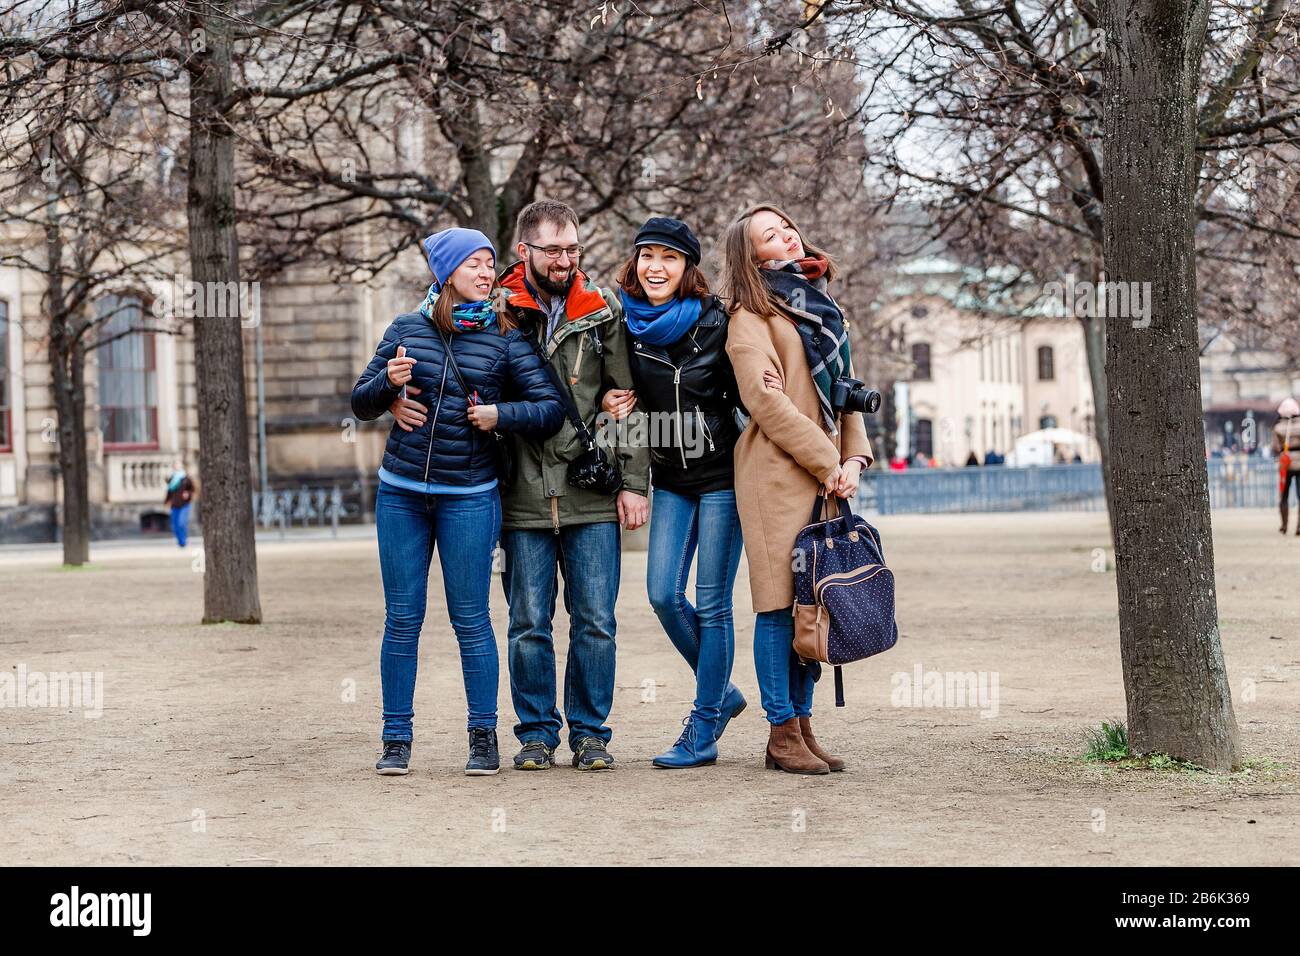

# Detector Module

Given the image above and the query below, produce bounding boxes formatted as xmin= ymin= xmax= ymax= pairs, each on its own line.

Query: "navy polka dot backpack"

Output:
xmin=792 ymin=492 xmax=899 ymax=706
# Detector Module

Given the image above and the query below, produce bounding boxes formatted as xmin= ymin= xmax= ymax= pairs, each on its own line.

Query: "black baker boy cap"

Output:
xmin=634 ymin=216 xmax=702 ymax=266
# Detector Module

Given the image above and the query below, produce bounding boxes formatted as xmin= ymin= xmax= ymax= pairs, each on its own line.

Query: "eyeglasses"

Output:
xmin=523 ymin=242 xmax=584 ymax=260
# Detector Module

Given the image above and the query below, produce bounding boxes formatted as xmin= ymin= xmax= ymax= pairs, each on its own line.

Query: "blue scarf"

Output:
xmin=618 ymin=291 xmax=703 ymax=346
xmin=166 ymin=470 xmax=186 ymax=492
xmin=418 ymin=283 xmax=497 ymax=332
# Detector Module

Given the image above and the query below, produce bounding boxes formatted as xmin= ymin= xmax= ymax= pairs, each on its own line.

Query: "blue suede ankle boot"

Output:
xmin=652 ymin=716 xmax=719 ymax=769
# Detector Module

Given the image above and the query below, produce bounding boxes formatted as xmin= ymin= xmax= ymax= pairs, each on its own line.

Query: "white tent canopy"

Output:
xmin=1017 ymin=427 xmax=1093 ymax=447
xmin=1008 ymin=427 xmax=1098 ymax=466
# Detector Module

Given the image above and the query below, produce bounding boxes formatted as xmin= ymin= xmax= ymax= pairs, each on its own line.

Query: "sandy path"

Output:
xmin=2 ymin=510 xmax=1296 ymax=865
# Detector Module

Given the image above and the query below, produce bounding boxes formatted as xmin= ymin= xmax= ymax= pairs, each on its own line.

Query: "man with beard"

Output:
xmin=476 ymin=199 xmax=648 ymax=771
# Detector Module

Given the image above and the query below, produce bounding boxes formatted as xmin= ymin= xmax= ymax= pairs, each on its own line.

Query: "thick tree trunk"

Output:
xmin=1101 ymin=0 xmax=1238 ymax=769
xmin=187 ymin=2 xmax=261 ymax=623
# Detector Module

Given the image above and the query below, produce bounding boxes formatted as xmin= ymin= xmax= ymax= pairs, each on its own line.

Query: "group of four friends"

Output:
xmin=350 ymin=199 xmax=873 ymax=777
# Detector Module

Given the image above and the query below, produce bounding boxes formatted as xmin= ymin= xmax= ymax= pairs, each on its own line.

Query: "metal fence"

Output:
xmin=251 ymin=486 xmax=348 ymax=535
xmin=865 ymin=457 xmax=1284 ymax=515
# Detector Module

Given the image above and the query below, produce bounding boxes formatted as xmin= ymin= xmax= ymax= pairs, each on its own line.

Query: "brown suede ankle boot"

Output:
xmin=798 ymin=716 xmax=845 ymax=772
xmin=765 ymin=717 xmax=829 ymax=774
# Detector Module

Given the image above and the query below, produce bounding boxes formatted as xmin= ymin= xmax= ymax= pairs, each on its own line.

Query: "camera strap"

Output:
xmin=526 ymin=331 xmax=598 ymax=450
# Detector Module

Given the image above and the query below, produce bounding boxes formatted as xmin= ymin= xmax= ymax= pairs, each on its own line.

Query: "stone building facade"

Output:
xmin=0 ymin=253 xmax=424 ymax=543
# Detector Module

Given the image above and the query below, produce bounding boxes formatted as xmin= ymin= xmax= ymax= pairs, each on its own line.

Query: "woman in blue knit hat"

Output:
xmin=351 ymin=227 xmax=565 ymax=776
xmin=601 ymin=216 xmax=749 ymax=768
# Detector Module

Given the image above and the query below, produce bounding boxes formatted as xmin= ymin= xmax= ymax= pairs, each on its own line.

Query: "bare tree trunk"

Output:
xmin=1101 ymin=0 xmax=1238 ymax=769
xmin=44 ymin=217 xmax=91 ymax=566
xmin=187 ymin=2 xmax=261 ymax=624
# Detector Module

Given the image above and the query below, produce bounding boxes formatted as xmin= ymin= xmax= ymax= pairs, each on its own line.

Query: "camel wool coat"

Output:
xmin=726 ymin=306 xmax=874 ymax=613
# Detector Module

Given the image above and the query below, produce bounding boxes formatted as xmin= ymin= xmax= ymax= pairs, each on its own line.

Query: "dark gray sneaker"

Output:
xmin=466 ymin=728 xmax=500 ymax=776
xmin=572 ymin=736 xmax=614 ymax=771
xmin=513 ymin=740 xmax=555 ymax=771
xmin=376 ymin=740 xmax=411 ymax=775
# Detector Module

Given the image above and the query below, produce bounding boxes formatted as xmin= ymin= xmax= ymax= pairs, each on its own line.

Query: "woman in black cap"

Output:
xmin=602 ymin=217 xmax=748 ymax=768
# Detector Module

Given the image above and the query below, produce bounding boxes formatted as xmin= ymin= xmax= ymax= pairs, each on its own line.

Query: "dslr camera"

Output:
xmin=829 ymin=377 xmax=882 ymax=416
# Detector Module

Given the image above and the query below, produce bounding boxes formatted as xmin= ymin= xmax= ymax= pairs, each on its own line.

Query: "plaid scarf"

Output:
xmin=418 ymin=282 xmax=496 ymax=331
xmin=758 ymin=256 xmax=851 ymax=433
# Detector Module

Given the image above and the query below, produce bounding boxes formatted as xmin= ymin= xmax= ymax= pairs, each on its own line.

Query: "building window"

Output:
xmin=911 ymin=342 xmax=932 ymax=381
xmin=0 ymin=300 xmax=10 ymax=451
xmin=1037 ymin=345 xmax=1055 ymax=381
xmin=1040 ymin=415 xmax=1058 ymax=430
xmin=915 ymin=418 xmax=933 ymax=458
xmin=97 ymin=294 xmax=158 ymax=449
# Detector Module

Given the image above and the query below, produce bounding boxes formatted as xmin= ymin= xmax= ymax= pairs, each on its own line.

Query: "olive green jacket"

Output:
xmin=498 ymin=262 xmax=650 ymax=531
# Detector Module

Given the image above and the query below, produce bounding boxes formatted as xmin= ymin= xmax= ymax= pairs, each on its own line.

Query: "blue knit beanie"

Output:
xmin=421 ymin=228 xmax=497 ymax=292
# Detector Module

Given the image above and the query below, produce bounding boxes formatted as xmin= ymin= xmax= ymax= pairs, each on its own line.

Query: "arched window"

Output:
xmin=915 ymin=418 xmax=933 ymax=458
xmin=0 ymin=299 xmax=10 ymax=451
xmin=97 ymin=294 xmax=158 ymax=449
xmin=1037 ymin=345 xmax=1055 ymax=381
xmin=911 ymin=342 xmax=932 ymax=381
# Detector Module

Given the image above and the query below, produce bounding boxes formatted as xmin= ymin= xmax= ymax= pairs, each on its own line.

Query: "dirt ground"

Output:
xmin=2 ymin=509 xmax=1297 ymax=866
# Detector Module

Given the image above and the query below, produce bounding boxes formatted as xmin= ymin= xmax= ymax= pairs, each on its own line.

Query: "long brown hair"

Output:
xmin=720 ymin=203 xmax=838 ymax=317
xmin=430 ymin=281 xmax=516 ymax=334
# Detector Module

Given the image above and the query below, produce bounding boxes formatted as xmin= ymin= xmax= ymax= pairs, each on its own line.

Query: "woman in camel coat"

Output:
xmin=722 ymin=203 xmax=873 ymax=775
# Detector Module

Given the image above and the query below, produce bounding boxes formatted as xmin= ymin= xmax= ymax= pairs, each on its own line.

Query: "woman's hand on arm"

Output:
xmin=389 ymin=385 xmax=426 ymax=432
xmin=601 ymin=388 xmax=636 ymax=420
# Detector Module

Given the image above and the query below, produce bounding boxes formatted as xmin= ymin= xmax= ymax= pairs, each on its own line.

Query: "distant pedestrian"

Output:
xmin=163 ymin=460 xmax=195 ymax=548
xmin=1273 ymin=397 xmax=1300 ymax=535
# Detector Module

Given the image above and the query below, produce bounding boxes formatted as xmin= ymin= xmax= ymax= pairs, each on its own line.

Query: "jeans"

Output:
xmin=646 ymin=487 xmax=743 ymax=731
xmin=754 ymin=607 xmax=815 ymax=725
xmin=375 ymin=481 xmax=501 ymax=742
xmin=501 ymin=522 xmax=620 ymax=751
xmin=170 ymin=504 xmax=191 ymax=548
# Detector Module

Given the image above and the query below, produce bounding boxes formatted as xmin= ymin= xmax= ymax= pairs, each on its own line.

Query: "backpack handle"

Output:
xmin=808 ymin=491 xmax=853 ymax=526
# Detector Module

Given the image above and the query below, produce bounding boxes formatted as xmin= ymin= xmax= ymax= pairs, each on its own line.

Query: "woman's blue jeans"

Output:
xmin=375 ymin=481 xmax=501 ymax=741
xmin=754 ymin=607 xmax=815 ymax=725
xmin=646 ymin=487 xmax=743 ymax=732
xmin=170 ymin=504 xmax=191 ymax=548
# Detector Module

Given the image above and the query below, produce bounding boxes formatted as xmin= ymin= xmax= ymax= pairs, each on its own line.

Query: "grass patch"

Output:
xmin=1080 ymin=720 xmax=1285 ymax=777
xmin=1083 ymin=719 xmax=1129 ymax=762
xmin=55 ymin=563 xmax=102 ymax=572
xmin=1083 ymin=720 xmax=1208 ymax=773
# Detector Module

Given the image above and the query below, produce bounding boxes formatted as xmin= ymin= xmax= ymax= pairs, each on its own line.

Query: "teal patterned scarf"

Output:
xmin=418 ymin=283 xmax=497 ymax=332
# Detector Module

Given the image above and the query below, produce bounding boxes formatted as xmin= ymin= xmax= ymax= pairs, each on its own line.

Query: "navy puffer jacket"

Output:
xmin=351 ymin=311 xmax=565 ymax=487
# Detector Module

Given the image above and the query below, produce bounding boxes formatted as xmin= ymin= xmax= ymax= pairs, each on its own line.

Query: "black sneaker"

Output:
xmin=376 ymin=739 xmax=411 ymax=775
xmin=513 ymin=740 xmax=555 ymax=771
xmin=572 ymin=736 xmax=614 ymax=771
xmin=466 ymin=728 xmax=500 ymax=776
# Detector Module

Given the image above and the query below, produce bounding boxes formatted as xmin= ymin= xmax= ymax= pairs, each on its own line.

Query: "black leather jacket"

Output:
xmin=625 ymin=295 xmax=742 ymax=495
